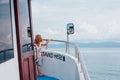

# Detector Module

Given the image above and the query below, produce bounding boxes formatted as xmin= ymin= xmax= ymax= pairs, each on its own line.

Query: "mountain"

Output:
xmin=77 ymin=42 xmax=120 ymax=48
xmin=47 ymin=41 xmax=120 ymax=48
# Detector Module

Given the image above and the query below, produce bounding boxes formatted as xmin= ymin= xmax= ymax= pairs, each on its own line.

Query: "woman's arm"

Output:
xmin=41 ymin=39 xmax=51 ymax=46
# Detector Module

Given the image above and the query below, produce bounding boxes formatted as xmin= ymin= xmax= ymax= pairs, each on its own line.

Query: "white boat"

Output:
xmin=0 ymin=0 xmax=90 ymax=80
xmin=36 ymin=39 xmax=90 ymax=80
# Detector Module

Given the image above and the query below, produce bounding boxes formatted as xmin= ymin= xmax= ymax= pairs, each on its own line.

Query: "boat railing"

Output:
xmin=0 ymin=43 xmax=33 ymax=63
xmin=43 ymin=39 xmax=90 ymax=80
xmin=22 ymin=43 xmax=33 ymax=52
xmin=0 ymin=48 xmax=14 ymax=63
xmin=17 ymin=40 xmax=90 ymax=80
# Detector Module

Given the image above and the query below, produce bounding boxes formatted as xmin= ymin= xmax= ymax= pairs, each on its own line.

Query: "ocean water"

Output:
xmin=47 ymin=47 xmax=120 ymax=80
xmin=80 ymin=48 xmax=120 ymax=80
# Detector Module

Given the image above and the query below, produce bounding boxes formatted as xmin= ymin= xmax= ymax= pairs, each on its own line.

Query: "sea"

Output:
xmin=80 ymin=48 xmax=120 ymax=80
xmin=47 ymin=47 xmax=120 ymax=80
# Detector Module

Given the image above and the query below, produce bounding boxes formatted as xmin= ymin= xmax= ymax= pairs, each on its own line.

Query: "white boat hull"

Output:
xmin=40 ymin=50 xmax=84 ymax=80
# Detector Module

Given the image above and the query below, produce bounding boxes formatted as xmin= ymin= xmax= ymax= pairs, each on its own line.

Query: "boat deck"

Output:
xmin=37 ymin=75 xmax=59 ymax=80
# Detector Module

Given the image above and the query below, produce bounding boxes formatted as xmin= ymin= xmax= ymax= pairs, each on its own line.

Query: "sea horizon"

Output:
xmin=80 ymin=48 xmax=120 ymax=80
xmin=46 ymin=47 xmax=120 ymax=80
xmin=46 ymin=42 xmax=120 ymax=48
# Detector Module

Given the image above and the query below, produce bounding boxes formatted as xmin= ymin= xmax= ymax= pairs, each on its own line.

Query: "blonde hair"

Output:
xmin=34 ymin=34 xmax=42 ymax=44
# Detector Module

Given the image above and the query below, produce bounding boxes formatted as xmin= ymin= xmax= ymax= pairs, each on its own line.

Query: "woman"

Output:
xmin=34 ymin=34 xmax=50 ymax=76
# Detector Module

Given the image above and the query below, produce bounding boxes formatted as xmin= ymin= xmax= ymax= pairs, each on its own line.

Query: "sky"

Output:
xmin=31 ymin=0 xmax=120 ymax=43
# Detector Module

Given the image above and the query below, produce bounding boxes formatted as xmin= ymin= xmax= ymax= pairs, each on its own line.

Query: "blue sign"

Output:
xmin=67 ymin=23 xmax=74 ymax=35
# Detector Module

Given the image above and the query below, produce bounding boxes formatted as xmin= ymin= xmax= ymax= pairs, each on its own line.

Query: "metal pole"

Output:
xmin=66 ymin=36 xmax=67 ymax=53
xmin=67 ymin=34 xmax=69 ymax=54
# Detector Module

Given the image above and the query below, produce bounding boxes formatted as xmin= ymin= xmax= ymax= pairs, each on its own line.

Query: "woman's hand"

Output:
xmin=47 ymin=39 xmax=51 ymax=42
xmin=41 ymin=39 xmax=51 ymax=46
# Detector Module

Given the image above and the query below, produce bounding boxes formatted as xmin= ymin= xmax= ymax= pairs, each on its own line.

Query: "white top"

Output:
xmin=34 ymin=44 xmax=42 ymax=60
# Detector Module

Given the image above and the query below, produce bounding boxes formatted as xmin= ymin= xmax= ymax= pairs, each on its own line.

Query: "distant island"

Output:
xmin=47 ymin=41 xmax=120 ymax=48
xmin=77 ymin=42 xmax=120 ymax=48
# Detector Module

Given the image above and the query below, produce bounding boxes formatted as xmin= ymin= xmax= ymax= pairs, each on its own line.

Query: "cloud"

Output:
xmin=31 ymin=0 xmax=120 ymax=42
xmin=108 ymin=21 xmax=120 ymax=35
xmin=71 ymin=13 xmax=120 ymax=42
xmin=75 ymin=20 xmax=98 ymax=34
xmin=94 ymin=11 xmax=120 ymax=36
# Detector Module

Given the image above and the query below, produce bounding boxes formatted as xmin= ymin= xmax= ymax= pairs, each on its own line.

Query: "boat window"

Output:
xmin=0 ymin=0 xmax=14 ymax=63
xmin=19 ymin=0 xmax=32 ymax=53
